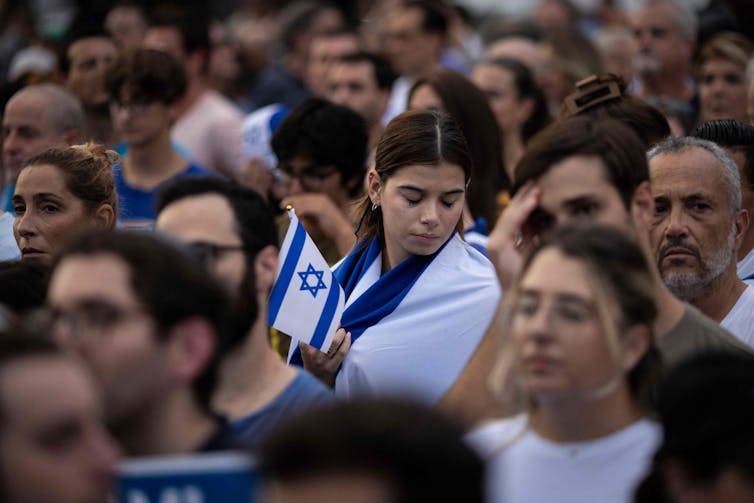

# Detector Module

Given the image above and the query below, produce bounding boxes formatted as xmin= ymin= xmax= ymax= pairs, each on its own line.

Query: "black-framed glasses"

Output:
xmin=109 ymin=99 xmax=155 ymax=114
xmin=49 ymin=300 xmax=147 ymax=338
xmin=277 ymin=163 xmax=340 ymax=191
xmin=186 ymin=241 xmax=246 ymax=266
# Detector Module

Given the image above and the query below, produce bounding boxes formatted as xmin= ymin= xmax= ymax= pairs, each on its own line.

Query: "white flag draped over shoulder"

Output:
xmin=267 ymin=208 xmax=344 ymax=352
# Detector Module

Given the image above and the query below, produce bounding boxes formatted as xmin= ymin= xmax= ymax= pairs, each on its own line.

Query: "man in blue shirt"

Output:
xmin=156 ymin=177 xmax=332 ymax=449
xmin=105 ymin=47 xmax=213 ymax=228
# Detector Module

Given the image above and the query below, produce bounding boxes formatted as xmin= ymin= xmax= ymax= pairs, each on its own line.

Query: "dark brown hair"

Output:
xmin=356 ymin=110 xmax=471 ymax=246
xmin=483 ymin=57 xmax=551 ymax=142
xmin=105 ymin=47 xmax=187 ymax=105
xmin=559 ymin=74 xmax=670 ymax=149
xmin=515 ymin=116 xmax=649 ymax=210
xmin=409 ymin=69 xmax=507 ymax=226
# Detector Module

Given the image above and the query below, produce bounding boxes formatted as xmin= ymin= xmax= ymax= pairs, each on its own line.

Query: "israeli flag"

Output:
xmin=268 ymin=208 xmax=344 ymax=352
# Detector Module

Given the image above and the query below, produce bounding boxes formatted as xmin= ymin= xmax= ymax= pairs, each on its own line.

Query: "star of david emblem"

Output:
xmin=297 ymin=263 xmax=328 ymax=298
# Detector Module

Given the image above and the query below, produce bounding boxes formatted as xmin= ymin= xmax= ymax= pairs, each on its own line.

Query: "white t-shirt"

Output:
xmin=466 ymin=414 xmax=661 ymax=503
xmin=172 ymin=90 xmax=243 ymax=178
xmin=720 ymin=285 xmax=754 ymax=348
xmin=0 ymin=212 xmax=20 ymax=261
xmin=737 ymin=247 xmax=754 ymax=284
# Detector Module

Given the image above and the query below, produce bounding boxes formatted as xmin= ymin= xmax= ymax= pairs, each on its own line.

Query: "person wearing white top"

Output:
xmin=720 ymin=284 xmax=754 ymax=347
xmin=648 ymin=137 xmax=754 ymax=347
xmin=294 ymin=110 xmax=500 ymax=403
xmin=468 ymin=224 xmax=662 ymax=503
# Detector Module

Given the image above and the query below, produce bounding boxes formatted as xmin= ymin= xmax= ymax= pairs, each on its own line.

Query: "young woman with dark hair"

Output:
xmin=294 ymin=110 xmax=500 ymax=404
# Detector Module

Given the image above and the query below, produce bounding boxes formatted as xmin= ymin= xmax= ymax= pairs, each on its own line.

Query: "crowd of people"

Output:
xmin=0 ymin=0 xmax=754 ymax=501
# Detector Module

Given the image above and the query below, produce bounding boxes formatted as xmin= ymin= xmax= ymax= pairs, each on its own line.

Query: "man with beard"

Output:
xmin=439 ymin=117 xmax=752 ymax=426
xmin=648 ymin=136 xmax=754 ymax=347
xmin=155 ymin=177 xmax=332 ymax=448
xmin=48 ymin=230 xmax=241 ymax=455
xmin=631 ymin=0 xmax=698 ymax=123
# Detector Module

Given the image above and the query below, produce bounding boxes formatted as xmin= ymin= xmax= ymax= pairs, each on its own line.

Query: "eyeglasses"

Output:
xmin=185 ymin=241 xmax=246 ymax=266
xmin=277 ymin=164 xmax=340 ymax=191
xmin=109 ymin=100 xmax=155 ymax=114
xmin=50 ymin=300 xmax=147 ymax=338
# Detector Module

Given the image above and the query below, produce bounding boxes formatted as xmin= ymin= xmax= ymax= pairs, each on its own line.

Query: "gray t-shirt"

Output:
xmin=658 ymin=304 xmax=754 ymax=367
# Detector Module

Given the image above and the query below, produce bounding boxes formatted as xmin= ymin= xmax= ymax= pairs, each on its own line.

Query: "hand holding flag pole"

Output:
xmin=267 ymin=206 xmax=345 ymax=355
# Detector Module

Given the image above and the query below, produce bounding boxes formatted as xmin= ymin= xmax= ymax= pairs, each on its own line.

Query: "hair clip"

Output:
xmin=562 ymin=75 xmax=622 ymax=116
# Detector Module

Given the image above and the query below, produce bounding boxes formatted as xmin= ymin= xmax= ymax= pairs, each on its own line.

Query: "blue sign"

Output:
xmin=115 ymin=452 xmax=258 ymax=502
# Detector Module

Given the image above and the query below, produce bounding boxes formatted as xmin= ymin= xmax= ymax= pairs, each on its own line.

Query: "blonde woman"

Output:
xmin=468 ymin=224 xmax=662 ymax=503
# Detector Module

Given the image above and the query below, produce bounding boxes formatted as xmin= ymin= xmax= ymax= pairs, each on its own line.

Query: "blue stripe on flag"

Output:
xmin=309 ymin=275 xmax=341 ymax=350
xmin=268 ymin=222 xmax=306 ymax=325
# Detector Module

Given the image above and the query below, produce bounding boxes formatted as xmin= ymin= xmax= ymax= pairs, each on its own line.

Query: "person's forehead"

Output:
xmin=536 ymin=155 xmax=616 ymax=204
xmin=4 ymin=92 xmax=56 ymax=128
xmin=311 ymin=35 xmax=358 ymax=57
xmin=650 ymin=148 xmax=730 ymax=194
xmin=633 ymin=4 xmax=681 ymax=32
xmin=156 ymin=193 xmax=240 ymax=244
xmin=67 ymin=36 xmax=116 ymax=58
xmin=15 ymin=164 xmax=71 ymax=195
xmin=0 ymin=357 xmax=91 ymax=427
xmin=520 ymin=247 xmax=595 ymax=299
xmin=331 ymin=61 xmax=375 ymax=83
xmin=49 ymin=253 xmax=138 ymax=307
xmin=143 ymin=26 xmax=184 ymax=57
xmin=390 ymin=6 xmax=424 ymax=32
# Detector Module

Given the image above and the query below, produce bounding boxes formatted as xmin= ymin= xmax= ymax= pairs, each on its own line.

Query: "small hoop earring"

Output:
xmin=372 ymin=202 xmax=379 ymax=211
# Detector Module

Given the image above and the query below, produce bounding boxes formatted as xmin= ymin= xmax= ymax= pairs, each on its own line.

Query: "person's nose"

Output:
xmin=420 ymin=201 xmax=440 ymax=227
xmin=14 ymin=209 xmax=38 ymax=240
xmin=3 ymin=130 xmax=21 ymax=156
xmin=662 ymin=203 xmax=690 ymax=241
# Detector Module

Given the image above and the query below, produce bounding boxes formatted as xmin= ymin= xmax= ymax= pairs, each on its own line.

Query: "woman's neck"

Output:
xmin=528 ymin=384 xmax=644 ymax=443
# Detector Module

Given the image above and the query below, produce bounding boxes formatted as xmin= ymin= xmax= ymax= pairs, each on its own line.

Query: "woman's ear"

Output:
xmin=93 ymin=203 xmax=116 ymax=228
xmin=366 ymin=169 xmax=382 ymax=206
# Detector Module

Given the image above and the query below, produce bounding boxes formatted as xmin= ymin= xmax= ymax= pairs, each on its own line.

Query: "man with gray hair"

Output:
xmin=0 ymin=84 xmax=83 ymax=260
xmin=2 ymin=84 xmax=84 ymax=211
xmin=648 ymin=136 xmax=754 ymax=347
xmin=631 ymin=0 xmax=698 ymax=121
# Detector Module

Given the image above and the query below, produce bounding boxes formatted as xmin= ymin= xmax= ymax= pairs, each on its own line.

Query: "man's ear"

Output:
xmin=366 ymin=169 xmax=382 ymax=206
xmin=733 ymin=208 xmax=749 ymax=254
xmin=63 ymin=129 xmax=81 ymax=147
xmin=254 ymin=245 xmax=279 ymax=295
xmin=166 ymin=317 xmax=217 ymax=385
xmin=620 ymin=323 xmax=651 ymax=373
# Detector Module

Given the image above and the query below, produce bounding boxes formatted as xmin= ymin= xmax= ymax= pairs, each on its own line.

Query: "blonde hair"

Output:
xmin=489 ymin=225 xmax=660 ymax=415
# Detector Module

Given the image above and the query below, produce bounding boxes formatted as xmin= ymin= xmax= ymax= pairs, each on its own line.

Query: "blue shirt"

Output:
xmin=114 ymin=162 xmax=214 ymax=229
xmin=230 ymin=369 xmax=333 ymax=449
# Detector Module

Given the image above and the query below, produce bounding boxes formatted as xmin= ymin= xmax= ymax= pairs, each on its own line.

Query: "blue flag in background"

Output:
xmin=268 ymin=208 xmax=344 ymax=353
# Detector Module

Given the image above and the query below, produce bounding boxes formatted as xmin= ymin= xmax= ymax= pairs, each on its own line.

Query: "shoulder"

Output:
xmin=183 ymin=163 xmax=216 ymax=177
xmin=659 ymin=304 xmax=754 ymax=366
xmin=288 ymin=368 xmax=335 ymax=402
xmin=465 ymin=414 xmax=527 ymax=459
xmin=202 ymin=90 xmax=244 ymax=122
